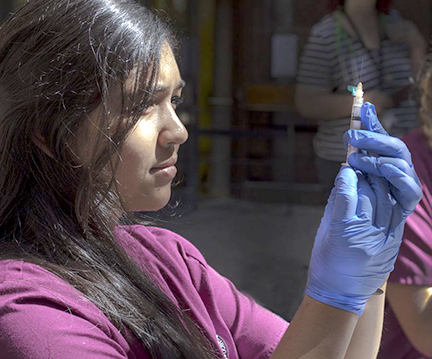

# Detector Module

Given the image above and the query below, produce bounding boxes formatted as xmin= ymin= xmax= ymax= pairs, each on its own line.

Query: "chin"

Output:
xmin=125 ymin=190 xmax=171 ymax=212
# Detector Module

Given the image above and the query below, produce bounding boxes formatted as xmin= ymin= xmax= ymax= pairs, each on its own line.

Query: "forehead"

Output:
xmin=132 ymin=43 xmax=180 ymax=90
xmin=122 ymin=42 xmax=181 ymax=98
xmin=158 ymin=43 xmax=181 ymax=85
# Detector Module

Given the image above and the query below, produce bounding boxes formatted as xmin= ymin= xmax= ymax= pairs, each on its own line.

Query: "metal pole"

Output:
xmin=183 ymin=0 xmax=200 ymax=208
xmin=208 ymin=0 xmax=233 ymax=197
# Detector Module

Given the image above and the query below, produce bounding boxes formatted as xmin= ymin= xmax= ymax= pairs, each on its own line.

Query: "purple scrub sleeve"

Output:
xmin=379 ymin=128 xmax=432 ymax=359
xmin=0 ymin=225 xmax=288 ymax=359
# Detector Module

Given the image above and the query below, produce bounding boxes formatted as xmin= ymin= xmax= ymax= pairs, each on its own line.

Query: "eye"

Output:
xmin=133 ymin=101 xmax=156 ymax=116
xmin=171 ymin=96 xmax=185 ymax=109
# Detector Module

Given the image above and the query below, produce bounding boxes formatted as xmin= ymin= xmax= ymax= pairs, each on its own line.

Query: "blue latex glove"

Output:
xmin=344 ymin=103 xmax=421 ymax=213
xmin=306 ymin=102 xmax=422 ymax=316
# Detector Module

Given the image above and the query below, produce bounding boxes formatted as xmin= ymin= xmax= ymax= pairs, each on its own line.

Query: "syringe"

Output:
xmin=343 ymin=82 xmax=364 ymax=166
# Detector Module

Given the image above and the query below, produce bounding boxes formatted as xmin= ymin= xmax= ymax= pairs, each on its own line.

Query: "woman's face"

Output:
xmin=114 ymin=44 xmax=188 ymax=212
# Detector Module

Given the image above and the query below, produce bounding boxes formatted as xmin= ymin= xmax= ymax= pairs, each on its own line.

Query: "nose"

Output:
xmin=159 ymin=106 xmax=189 ymax=147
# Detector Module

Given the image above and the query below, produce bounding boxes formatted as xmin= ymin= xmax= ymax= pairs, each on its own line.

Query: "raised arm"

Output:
xmin=344 ymin=282 xmax=387 ymax=359
xmin=294 ymin=22 xmax=354 ymax=121
xmin=295 ymin=86 xmax=353 ymax=121
xmin=295 ymin=86 xmax=394 ymax=120
xmin=272 ymin=102 xmax=421 ymax=358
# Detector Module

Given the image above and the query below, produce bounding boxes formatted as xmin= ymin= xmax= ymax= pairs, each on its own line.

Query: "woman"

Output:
xmin=296 ymin=0 xmax=426 ymax=195
xmin=378 ymin=44 xmax=432 ymax=359
xmin=0 ymin=1 xmax=422 ymax=358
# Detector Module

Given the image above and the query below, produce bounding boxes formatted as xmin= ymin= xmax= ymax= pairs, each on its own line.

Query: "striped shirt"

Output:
xmin=297 ymin=11 xmax=419 ymax=162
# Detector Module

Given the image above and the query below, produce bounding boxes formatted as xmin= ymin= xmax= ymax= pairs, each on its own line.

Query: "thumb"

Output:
xmin=332 ymin=166 xmax=359 ymax=222
xmin=361 ymin=102 xmax=389 ymax=135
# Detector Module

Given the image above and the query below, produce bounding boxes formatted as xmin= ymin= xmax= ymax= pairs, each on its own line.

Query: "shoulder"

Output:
xmin=384 ymin=10 xmax=418 ymax=31
xmin=0 ymin=259 xmax=111 ymax=328
xmin=384 ymin=9 xmax=404 ymax=24
xmin=309 ymin=14 xmax=336 ymax=39
xmin=115 ymin=225 xmax=217 ymax=315
xmin=402 ymin=128 xmax=431 ymax=164
xmin=384 ymin=10 xmax=425 ymax=47
xmin=402 ymin=129 xmax=432 ymax=226
xmin=0 ymin=259 xmax=80 ymax=300
xmin=383 ymin=10 xmax=419 ymax=29
xmin=402 ymin=127 xmax=426 ymax=148
xmin=0 ymin=260 xmax=132 ymax=358
xmin=115 ymin=225 xmax=208 ymax=269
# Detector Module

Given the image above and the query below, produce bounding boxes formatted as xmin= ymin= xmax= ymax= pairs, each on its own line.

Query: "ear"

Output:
xmin=32 ymin=130 xmax=55 ymax=158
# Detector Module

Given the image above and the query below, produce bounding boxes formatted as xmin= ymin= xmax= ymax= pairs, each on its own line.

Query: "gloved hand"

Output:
xmin=345 ymin=102 xmax=421 ymax=213
xmin=306 ymin=102 xmax=422 ymax=316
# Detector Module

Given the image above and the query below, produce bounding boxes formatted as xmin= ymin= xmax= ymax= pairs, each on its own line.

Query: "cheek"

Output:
xmin=116 ymin=123 xmax=157 ymax=187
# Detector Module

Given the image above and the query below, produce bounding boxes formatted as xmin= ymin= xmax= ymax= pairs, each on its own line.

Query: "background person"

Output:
xmin=296 ymin=0 xmax=426 ymax=195
xmin=378 ymin=46 xmax=432 ymax=359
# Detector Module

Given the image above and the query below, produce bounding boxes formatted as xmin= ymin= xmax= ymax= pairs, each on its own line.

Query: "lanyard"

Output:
xmin=335 ymin=8 xmax=386 ymax=90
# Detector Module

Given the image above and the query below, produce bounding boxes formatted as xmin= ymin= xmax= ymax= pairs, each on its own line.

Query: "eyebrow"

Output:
xmin=153 ymin=79 xmax=186 ymax=94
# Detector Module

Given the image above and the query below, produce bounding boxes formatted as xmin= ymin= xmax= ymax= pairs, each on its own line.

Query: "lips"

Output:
xmin=150 ymin=157 xmax=177 ymax=173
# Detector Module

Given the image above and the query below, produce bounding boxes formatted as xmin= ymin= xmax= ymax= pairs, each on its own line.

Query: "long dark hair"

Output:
xmin=327 ymin=0 xmax=393 ymax=14
xmin=0 ymin=0 xmax=218 ymax=358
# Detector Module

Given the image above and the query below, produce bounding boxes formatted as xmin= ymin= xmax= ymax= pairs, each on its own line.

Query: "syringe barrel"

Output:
xmin=344 ymin=96 xmax=364 ymax=165
xmin=352 ymin=96 xmax=364 ymax=110
xmin=351 ymin=102 xmax=362 ymax=121
xmin=350 ymin=103 xmax=362 ymax=129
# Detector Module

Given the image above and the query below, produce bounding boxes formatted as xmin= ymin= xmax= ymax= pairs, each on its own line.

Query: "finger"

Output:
xmin=368 ymin=175 xmax=394 ymax=229
xmin=345 ymin=130 xmax=413 ymax=165
xmin=361 ymin=102 xmax=389 ymax=135
xmin=322 ymin=186 xmax=337 ymax=226
xmin=348 ymin=153 xmax=419 ymax=186
xmin=356 ymin=174 xmax=375 ymax=223
xmin=332 ymin=165 xmax=359 ymax=221
xmin=379 ymin=163 xmax=422 ymax=213
xmin=388 ymin=202 xmax=406 ymax=245
xmin=315 ymin=186 xmax=337 ymax=244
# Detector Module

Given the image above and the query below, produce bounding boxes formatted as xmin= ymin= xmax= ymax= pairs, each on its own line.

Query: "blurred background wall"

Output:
xmin=138 ymin=0 xmax=432 ymax=208
xmin=2 ymin=0 xmax=430 ymax=207
xmin=1 ymin=0 xmax=431 ymax=320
